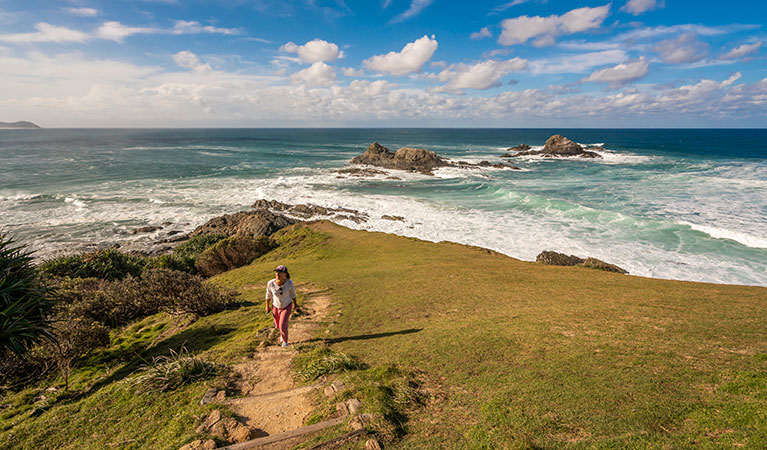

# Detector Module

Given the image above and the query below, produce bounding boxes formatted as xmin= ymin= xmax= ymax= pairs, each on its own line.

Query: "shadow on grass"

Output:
xmin=67 ymin=324 xmax=236 ymax=403
xmin=310 ymin=328 xmax=422 ymax=344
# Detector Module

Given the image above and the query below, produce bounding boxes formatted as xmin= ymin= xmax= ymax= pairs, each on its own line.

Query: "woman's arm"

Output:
xmin=265 ymin=282 xmax=273 ymax=314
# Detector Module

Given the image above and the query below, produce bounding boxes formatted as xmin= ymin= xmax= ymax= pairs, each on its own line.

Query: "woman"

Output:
xmin=265 ymin=265 xmax=299 ymax=347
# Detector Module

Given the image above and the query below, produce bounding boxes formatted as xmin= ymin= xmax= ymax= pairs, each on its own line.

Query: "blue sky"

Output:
xmin=0 ymin=0 xmax=765 ymax=127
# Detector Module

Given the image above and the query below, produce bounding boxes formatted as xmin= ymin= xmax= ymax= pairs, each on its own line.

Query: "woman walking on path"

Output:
xmin=266 ymin=265 xmax=299 ymax=347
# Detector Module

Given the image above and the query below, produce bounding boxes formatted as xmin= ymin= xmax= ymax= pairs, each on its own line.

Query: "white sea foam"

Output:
xmin=5 ymin=160 xmax=766 ymax=286
xmin=681 ymin=222 xmax=767 ymax=249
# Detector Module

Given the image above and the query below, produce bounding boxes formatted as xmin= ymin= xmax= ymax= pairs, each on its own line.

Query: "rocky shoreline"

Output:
xmin=123 ymin=198 xmax=628 ymax=275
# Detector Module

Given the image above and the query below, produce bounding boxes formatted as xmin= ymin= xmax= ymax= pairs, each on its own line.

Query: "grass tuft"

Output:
xmin=292 ymin=346 xmax=364 ymax=382
xmin=129 ymin=347 xmax=224 ymax=393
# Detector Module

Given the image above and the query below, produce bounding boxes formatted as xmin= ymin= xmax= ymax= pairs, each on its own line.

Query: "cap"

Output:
xmin=274 ymin=265 xmax=288 ymax=273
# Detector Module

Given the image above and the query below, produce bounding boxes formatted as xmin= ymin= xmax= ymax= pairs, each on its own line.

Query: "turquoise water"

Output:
xmin=1 ymin=128 xmax=765 ymax=286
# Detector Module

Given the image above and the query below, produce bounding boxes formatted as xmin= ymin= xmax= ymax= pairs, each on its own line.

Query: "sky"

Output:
xmin=0 ymin=0 xmax=765 ymax=127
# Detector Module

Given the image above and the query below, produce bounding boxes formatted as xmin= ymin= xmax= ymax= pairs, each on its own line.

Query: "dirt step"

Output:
xmin=216 ymin=416 xmax=348 ymax=450
xmin=228 ymin=384 xmax=321 ymax=403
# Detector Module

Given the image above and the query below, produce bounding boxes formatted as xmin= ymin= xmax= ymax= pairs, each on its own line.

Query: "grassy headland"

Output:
xmin=219 ymin=221 xmax=767 ymax=449
xmin=2 ymin=220 xmax=765 ymax=449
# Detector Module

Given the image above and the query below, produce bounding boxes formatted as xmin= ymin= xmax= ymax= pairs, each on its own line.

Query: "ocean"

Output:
xmin=1 ymin=128 xmax=765 ymax=286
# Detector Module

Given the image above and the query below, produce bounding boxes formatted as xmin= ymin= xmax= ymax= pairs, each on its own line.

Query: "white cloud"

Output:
xmin=173 ymin=50 xmax=212 ymax=72
xmin=0 ymin=20 xmax=238 ymax=45
xmin=341 ymin=67 xmax=364 ymax=77
xmin=498 ymin=4 xmax=610 ymax=46
xmin=63 ymin=7 xmax=99 ymax=17
xmin=435 ymin=58 xmax=528 ymax=91
xmin=389 ymin=0 xmax=434 ymax=24
xmin=280 ymin=39 xmax=344 ymax=64
xmin=621 ymin=0 xmax=664 ymax=15
xmin=491 ymin=1 xmax=530 ymax=13
xmin=171 ymin=20 xmax=240 ymax=35
xmin=531 ymin=49 xmax=627 ymax=75
xmin=618 ymin=24 xmax=755 ymax=42
xmin=291 ymin=61 xmax=336 ymax=86
xmin=0 ymin=22 xmax=90 ymax=44
xmin=653 ymin=32 xmax=708 ymax=64
xmin=96 ymin=21 xmax=156 ymax=42
xmin=471 ymin=27 xmax=492 ymax=40
xmin=583 ymin=57 xmax=649 ymax=88
xmin=1 ymin=51 xmax=761 ymax=127
xmin=363 ymin=35 xmax=438 ymax=76
xmin=720 ymin=41 xmax=763 ymax=60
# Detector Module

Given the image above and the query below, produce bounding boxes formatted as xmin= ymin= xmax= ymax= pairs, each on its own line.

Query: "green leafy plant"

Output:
xmin=0 ymin=232 xmax=54 ymax=358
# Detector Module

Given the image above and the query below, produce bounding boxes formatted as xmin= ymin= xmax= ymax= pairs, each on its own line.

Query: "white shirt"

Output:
xmin=266 ymin=279 xmax=296 ymax=309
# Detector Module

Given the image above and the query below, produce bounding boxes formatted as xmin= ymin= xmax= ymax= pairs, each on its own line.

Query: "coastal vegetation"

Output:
xmin=0 ymin=221 xmax=765 ymax=449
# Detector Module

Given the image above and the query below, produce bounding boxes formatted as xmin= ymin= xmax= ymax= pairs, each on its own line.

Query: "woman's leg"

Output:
xmin=276 ymin=303 xmax=294 ymax=344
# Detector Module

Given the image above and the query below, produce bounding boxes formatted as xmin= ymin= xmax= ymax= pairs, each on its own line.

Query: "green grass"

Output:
xmin=2 ymin=220 xmax=765 ymax=449
xmin=0 ymin=293 xmax=273 ymax=449
xmin=217 ymin=221 xmax=767 ymax=449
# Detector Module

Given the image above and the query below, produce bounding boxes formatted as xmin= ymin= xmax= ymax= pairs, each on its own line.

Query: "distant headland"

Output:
xmin=0 ymin=121 xmax=41 ymax=129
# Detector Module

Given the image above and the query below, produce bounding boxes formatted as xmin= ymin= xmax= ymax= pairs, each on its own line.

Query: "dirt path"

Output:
xmin=226 ymin=286 xmax=333 ymax=437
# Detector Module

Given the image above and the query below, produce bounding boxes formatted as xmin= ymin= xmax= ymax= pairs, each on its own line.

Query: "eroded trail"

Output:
xmin=226 ymin=286 xmax=333 ymax=438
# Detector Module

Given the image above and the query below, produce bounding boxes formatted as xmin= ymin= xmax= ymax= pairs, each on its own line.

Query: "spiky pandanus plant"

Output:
xmin=0 ymin=232 xmax=55 ymax=357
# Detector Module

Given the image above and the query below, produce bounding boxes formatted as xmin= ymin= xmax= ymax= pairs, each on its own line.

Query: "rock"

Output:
xmin=537 ymin=251 xmax=628 ymax=274
xmin=324 ymin=379 xmax=346 ymax=397
xmin=335 ymin=167 xmax=388 ymax=177
xmin=543 ymin=135 xmax=583 ymax=156
xmin=349 ymin=413 xmax=374 ymax=431
xmin=200 ymin=387 xmax=217 ymax=405
xmin=132 ymin=225 xmax=163 ymax=234
xmin=190 ymin=210 xmax=295 ymax=238
xmin=350 ymin=142 xmax=524 ymax=174
xmin=196 ymin=410 xmax=222 ymax=433
xmin=536 ymin=251 xmax=585 ymax=266
xmin=506 ymin=144 xmax=531 ymax=152
xmin=365 ymin=438 xmax=383 ymax=450
xmin=381 ymin=215 xmax=404 ymax=221
xmin=196 ymin=409 xmax=260 ymax=444
xmin=178 ymin=439 xmax=217 ymax=450
xmin=507 ymin=135 xmax=603 ymax=159
xmin=582 ymin=257 xmax=628 ymax=274
xmin=337 ymin=402 xmax=350 ymax=415
xmin=350 ymin=142 xmax=449 ymax=175
xmin=252 ymin=199 xmax=369 ymax=223
xmin=215 ymin=390 xmax=226 ymax=401
xmin=346 ymin=398 xmax=362 ymax=414
xmin=252 ymin=199 xmax=291 ymax=211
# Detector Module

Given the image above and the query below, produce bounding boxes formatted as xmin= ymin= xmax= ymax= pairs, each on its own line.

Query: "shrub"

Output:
xmin=139 ymin=268 xmax=237 ymax=316
xmin=148 ymin=234 xmax=227 ymax=274
xmin=173 ymin=234 xmax=228 ymax=260
xmin=54 ymin=276 xmax=162 ymax=328
xmin=292 ymin=346 xmax=364 ymax=382
xmin=46 ymin=318 xmax=110 ymax=390
xmin=0 ymin=232 xmax=54 ymax=358
xmin=52 ymin=269 xmax=237 ymax=327
xmin=129 ymin=347 xmax=223 ymax=392
xmin=195 ymin=236 xmax=274 ymax=277
xmin=39 ymin=248 xmax=147 ymax=280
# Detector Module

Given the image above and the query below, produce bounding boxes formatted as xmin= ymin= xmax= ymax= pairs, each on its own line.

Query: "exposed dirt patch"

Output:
xmin=226 ymin=286 xmax=333 ymax=437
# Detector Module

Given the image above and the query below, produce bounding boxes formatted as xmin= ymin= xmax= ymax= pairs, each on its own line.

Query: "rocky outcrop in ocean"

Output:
xmin=502 ymin=135 xmax=602 ymax=159
xmin=349 ymin=142 xmax=520 ymax=175
xmin=251 ymin=199 xmax=369 ymax=223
